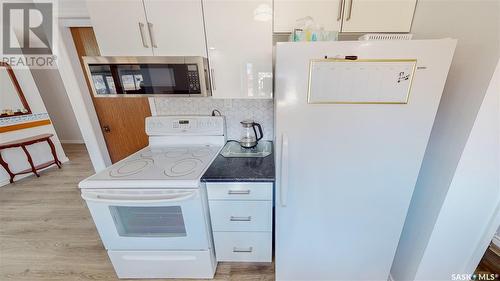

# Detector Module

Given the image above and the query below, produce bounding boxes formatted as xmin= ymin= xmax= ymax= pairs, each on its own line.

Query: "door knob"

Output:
xmin=103 ymin=126 xmax=111 ymax=133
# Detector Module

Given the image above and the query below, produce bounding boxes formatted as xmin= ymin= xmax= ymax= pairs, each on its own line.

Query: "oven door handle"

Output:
xmin=81 ymin=191 xmax=197 ymax=204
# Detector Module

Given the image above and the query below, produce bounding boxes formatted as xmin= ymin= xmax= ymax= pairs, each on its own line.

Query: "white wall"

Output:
xmin=0 ymin=68 xmax=68 ymax=186
xmin=31 ymin=69 xmax=84 ymax=143
xmin=58 ymin=0 xmax=89 ymax=18
xmin=416 ymin=58 xmax=499 ymax=280
xmin=391 ymin=1 xmax=500 ymax=280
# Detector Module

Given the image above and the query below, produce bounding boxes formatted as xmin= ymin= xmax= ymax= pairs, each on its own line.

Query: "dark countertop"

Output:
xmin=202 ymin=142 xmax=275 ymax=183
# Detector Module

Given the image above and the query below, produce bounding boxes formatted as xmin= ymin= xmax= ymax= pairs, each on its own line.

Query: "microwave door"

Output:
xmin=84 ymin=56 xmax=210 ymax=97
xmin=89 ymin=65 xmax=118 ymax=95
xmin=144 ymin=64 xmax=189 ymax=95
xmin=117 ymin=65 xmax=144 ymax=95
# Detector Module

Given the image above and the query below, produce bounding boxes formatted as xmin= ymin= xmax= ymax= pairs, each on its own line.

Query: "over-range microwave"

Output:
xmin=82 ymin=56 xmax=211 ymax=97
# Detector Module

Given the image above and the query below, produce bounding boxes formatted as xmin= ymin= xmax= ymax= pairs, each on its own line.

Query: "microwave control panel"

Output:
xmin=187 ymin=64 xmax=200 ymax=93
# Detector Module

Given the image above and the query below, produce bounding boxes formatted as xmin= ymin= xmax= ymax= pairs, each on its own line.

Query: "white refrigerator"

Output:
xmin=274 ymin=39 xmax=456 ymax=281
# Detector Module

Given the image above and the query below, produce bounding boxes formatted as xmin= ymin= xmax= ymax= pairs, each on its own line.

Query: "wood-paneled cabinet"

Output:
xmin=86 ymin=0 xmax=207 ymax=57
xmin=274 ymin=0 xmax=417 ymax=33
xmin=202 ymin=0 xmax=273 ymax=99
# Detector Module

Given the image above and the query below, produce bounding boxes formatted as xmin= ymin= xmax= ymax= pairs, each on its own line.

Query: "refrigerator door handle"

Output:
xmin=280 ymin=133 xmax=289 ymax=207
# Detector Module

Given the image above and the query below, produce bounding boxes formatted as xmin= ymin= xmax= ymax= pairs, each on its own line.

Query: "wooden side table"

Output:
xmin=0 ymin=133 xmax=61 ymax=183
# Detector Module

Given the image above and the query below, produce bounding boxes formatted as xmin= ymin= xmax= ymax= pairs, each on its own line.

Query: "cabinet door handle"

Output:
xmin=346 ymin=0 xmax=354 ymax=21
xmin=337 ymin=0 xmax=343 ymax=21
xmin=210 ymin=68 xmax=216 ymax=90
xmin=233 ymin=247 xmax=253 ymax=253
xmin=147 ymin=22 xmax=158 ymax=48
xmin=230 ymin=216 xmax=252 ymax=222
xmin=138 ymin=22 xmax=149 ymax=48
xmin=228 ymin=190 xmax=251 ymax=195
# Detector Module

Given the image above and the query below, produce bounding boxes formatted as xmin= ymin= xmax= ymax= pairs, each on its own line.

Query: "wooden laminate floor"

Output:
xmin=0 ymin=144 xmax=274 ymax=281
xmin=476 ymin=244 xmax=500 ymax=278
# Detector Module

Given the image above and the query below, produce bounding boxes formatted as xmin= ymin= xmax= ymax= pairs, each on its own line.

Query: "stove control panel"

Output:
xmin=146 ymin=116 xmax=225 ymax=136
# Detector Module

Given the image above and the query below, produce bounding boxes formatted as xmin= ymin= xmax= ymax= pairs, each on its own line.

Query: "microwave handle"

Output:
xmin=81 ymin=191 xmax=196 ymax=204
xmin=210 ymin=68 xmax=216 ymax=91
xmin=204 ymin=68 xmax=210 ymax=91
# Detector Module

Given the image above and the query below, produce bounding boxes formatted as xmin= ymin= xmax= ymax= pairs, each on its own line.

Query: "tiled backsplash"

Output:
xmin=152 ymin=98 xmax=274 ymax=141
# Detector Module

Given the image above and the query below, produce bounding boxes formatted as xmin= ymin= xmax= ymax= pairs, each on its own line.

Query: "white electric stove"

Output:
xmin=79 ymin=116 xmax=226 ymax=279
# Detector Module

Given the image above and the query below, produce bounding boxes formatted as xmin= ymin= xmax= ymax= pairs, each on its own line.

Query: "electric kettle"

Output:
xmin=239 ymin=120 xmax=263 ymax=148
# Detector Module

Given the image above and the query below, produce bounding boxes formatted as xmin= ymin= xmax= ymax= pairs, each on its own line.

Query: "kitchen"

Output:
xmin=0 ymin=0 xmax=499 ymax=281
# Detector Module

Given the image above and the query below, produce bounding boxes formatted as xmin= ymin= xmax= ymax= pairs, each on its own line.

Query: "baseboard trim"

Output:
xmin=60 ymin=140 xmax=85 ymax=144
xmin=0 ymin=157 xmax=69 ymax=187
xmin=493 ymin=234 xmax=500 ymax=248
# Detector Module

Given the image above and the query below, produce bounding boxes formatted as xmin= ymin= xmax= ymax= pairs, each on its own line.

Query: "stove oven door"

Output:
xmin=81 ymin=189 xmax=210 ymax=251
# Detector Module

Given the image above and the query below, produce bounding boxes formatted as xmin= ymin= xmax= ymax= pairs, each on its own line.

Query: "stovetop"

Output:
xmin=79 ymin=144 xmax=221 ymax=189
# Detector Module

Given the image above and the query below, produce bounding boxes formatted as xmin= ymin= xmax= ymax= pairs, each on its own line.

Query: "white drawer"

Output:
xmin=213 ymin=232 xmax=272 ymax=262
xmin=108 ymin=250 xmax=216 ymax=279
xmin=206 ymin=182 xmax=273 ymax=201
xmin=209 ymin=201 xmax=272 ymax=232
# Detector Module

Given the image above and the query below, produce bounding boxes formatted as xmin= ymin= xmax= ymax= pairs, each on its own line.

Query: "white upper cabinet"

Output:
xmin=341 ymin=0 xmax=417 ymax=32
xmin=86 ymin=0 xmax=207 ymax=57
xmin=274 ymin=0 xmax=343 ymax=33
xmin=273 ymin=0 xmax=417 ymax=33
xmin=203 ymin=0 xmax=273 ymax=99
xmin=143 ymin=0 xmax=207 ymax=57
xmin=86 ymin=0 xmax=152 ymax=56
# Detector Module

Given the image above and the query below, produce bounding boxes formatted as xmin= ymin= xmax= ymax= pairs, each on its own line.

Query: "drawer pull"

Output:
xmin=233 ymin=247 xmax=253 ymax=253
xmin=227 ymin=190 xmax=251 ymax=195
xmin=230 ymin=216 xmax=252 ymax=222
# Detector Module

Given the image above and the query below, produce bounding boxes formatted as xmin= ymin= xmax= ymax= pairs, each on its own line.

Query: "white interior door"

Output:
xmin=143 ymin=0 xmax=207 ymax=57
xmin=273 ymin=0 xmax=343 ymax=33
xmin=203 ymin=0 xmax=273 ymax=99
xmin=274 ymin=40 xmax=456 ymax=280
xmin=341 ymin=0 xmax=417 ymax=32
xmin=86 ymin=0 xmax=153 ymax=56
